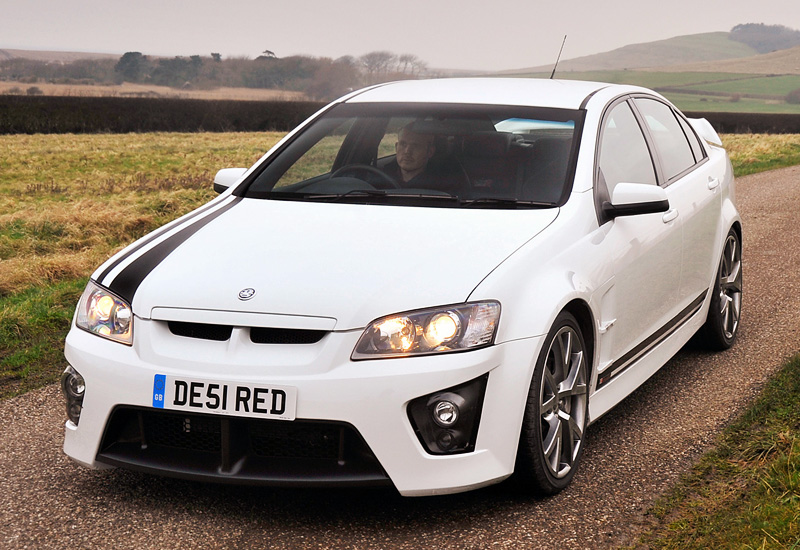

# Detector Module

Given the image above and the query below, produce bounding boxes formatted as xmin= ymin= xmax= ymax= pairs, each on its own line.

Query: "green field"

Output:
xmin=680 ymin=74 xmax=800 ymax=96
xmin=661 ymin=93 xmax=800 ymax=114
xmin=511 ymin=70 xmax=800 ymax=113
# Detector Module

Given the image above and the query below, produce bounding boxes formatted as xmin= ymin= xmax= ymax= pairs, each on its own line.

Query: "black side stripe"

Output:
xmin=107 ymin=197 xmax=242 ymax=303
xmin=96 ymin=197 xmax=233 ymax=285
xmin=596 ymin=291 xmax=707 ymax=390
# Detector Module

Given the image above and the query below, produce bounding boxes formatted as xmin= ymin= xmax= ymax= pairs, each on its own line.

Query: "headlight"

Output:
xmin=75 ymin=280 xmax=133 ymax=345
xmin=352 ymin=301 xmax=500 ymax=360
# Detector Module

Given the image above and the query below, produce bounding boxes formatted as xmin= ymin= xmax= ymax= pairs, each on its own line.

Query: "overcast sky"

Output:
xmin=2 ymin=0 xmax=799 ymax=71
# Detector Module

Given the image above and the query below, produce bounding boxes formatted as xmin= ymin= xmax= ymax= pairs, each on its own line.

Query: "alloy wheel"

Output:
xmin=539 ymin=325 xmax=588 ymax=479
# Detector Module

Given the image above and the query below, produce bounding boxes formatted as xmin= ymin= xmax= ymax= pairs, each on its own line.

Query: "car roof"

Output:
xmin=342 ymin=78 xmax=627 ymax=110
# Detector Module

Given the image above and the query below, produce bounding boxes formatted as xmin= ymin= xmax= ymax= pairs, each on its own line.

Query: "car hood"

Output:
xmin=121 ymin=198 xmax=558 ymax=330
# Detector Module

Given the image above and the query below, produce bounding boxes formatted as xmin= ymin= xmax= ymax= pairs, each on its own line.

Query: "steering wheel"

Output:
xmin=331 ymin=164 xmax=399 ymax=189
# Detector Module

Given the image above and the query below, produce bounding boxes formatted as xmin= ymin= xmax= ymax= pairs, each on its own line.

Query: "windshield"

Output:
xmin=240 ymin=102 xmax=584 ymax=208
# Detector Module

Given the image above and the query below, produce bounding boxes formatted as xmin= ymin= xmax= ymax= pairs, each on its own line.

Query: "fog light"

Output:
xmin=63 ymin=370 xmax=85 ymax=399
xmin=407 ymin=375 xmax=488 ymax=455
xmin=61 ymin=366 xmax=85 ymax=425
xmin=433 ymin=400 xmax=459 ymax=427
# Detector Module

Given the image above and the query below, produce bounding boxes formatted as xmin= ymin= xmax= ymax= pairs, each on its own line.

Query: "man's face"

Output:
xmin=396 ymin=129 xmax=434 ymax=175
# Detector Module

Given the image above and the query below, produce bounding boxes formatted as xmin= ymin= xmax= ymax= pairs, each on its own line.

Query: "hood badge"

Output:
xmin=238 ymin=288 xmax=256 ymax=301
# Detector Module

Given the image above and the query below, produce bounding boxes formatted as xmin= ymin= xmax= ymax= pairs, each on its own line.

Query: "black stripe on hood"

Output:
xmin=96 ymin=197 xmax=234 ymax=286
xmin=106 ymin=197 xmax=243 ymax=303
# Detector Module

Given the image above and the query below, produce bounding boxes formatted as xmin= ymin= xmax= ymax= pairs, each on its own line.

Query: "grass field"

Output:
xmin=681 ymin=75 xmax=800 ymax=97
xmin=1 ymin=131 xmax=799 ymax=548
xmin=511 ymin=71 xmax=800 ymax=113
xmin=0 ymin=80 xmax=307 ymax=102
xmin=659 ymin=94 xmax=800 ymax=115
xmin=0 ymin=132 xmax=281 ymax=395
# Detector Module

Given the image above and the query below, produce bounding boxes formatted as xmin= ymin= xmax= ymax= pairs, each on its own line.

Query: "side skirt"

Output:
xmin=596 ymin=291 xmax=707 ymax=391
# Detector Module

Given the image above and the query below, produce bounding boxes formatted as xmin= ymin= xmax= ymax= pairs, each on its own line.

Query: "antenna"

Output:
xmin=550 ymin=35 xmax=567 ymax=79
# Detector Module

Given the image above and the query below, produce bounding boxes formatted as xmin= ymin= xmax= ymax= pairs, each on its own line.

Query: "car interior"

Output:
xmin=246 ymin=110 xmax=580 ymax=207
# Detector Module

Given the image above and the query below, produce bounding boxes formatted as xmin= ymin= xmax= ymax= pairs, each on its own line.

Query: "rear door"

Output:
xmin=632 ymin=97 xmax=721 ymax=308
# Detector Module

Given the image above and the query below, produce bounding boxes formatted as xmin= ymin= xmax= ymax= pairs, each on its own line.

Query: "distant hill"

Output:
xmin=652 ymin=44 xmax=800 ymax=75
xmin=505 ymin=32 xmax=760 ymax=74
xmin=730 ymin=23 xmax=800 ymax=54
xmin=0 ymin=49 xmax=119 ymax=63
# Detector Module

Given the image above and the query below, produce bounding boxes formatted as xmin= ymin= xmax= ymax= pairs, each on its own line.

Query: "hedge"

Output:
xmin=684 ymin=111 xmax=800 ymax=134
xmin=0 ymin=96 xmax=325 ymax=134
xmin=2 ymin=96 xmax=800 ymax=135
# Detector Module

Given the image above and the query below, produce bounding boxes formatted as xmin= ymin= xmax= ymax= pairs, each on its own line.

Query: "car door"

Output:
xmin=632 ymin=97 xmax=721 ymax=308
xmin=593 ymin=98 xmax=683 ymax=385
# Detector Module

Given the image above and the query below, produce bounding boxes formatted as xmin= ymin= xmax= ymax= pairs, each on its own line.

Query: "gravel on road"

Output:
xmin=2 ymin=165 xmax=799 ymax=550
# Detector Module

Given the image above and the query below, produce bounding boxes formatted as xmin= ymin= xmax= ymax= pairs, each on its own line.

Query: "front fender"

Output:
xmin=469 ymin=191 xmax=607 ymax=348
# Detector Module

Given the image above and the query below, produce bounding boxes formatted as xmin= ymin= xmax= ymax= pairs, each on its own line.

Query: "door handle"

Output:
xmin=708 ymin=177 xmax=720 ymax=190
xmin=662 ymin=209 xmax=679 ymax=223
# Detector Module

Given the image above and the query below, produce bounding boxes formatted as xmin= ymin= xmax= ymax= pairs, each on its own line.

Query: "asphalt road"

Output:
xmin=3 ymin=166 xmax=799 ymax=550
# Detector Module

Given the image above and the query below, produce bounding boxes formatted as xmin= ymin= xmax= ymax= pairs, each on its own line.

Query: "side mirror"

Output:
xmin=213 ymin=168 xmax=248 ymax=193
xmin=602 ymin=182 xmax=669 ymax=220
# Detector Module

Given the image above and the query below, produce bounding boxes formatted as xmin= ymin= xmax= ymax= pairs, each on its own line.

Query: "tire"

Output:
xmin=515 ymin=311 xmax=589 ymax=495
xmin=699 ymin=228 xmax=742 ymax=351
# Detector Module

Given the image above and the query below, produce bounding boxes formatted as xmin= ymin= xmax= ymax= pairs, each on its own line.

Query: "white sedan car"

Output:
xmin=62 ymin=78 xmax=741 ymax=496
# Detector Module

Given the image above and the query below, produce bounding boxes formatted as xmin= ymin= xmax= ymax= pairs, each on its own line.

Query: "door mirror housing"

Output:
xmin=602 ymin=182 xmax=670 ymax=220
xmin=213 ymin=168 xmax=248 ymax=193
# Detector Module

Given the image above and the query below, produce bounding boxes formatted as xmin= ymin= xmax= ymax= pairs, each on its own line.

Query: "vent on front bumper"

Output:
xmin=96 ymin=407 xmax=390 ymax=487
xmin=167 ymin=321 xmax=327 ymax=345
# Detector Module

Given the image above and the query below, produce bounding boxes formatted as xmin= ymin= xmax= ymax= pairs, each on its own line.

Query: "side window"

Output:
xmin=598 ymin=101 xmax=657 ymax=197
xmin=634 ymin=98 xmax=697 ymax=182
xmin=677 ymin=115 xmax=706 ymax=163
xmin=273 ymin=118 xmax=355 ymax=188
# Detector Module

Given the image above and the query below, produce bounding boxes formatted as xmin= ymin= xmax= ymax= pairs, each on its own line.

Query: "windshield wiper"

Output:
xmin=302 ymin=189 xmax=462 ymax=206
xmin=316 ymin=189 xmax=388 ymax=202
xmin=459 ymin=197 xmax=554 ymax=209
xmin=268 ymin=190 xmax=553 ymax=209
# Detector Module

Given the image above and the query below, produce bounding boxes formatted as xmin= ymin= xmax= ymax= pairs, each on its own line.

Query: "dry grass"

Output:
xmin=0 ymin=132 xmax=282 ymax=295
xmin=722 ymin=134 xmax=800 ymax=176
xmin=0 ymin=80 xmax=307 ymax=101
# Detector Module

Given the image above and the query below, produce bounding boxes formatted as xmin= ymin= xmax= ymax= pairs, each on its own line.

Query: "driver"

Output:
xmin=384 ymin=123 xmax=437 ymax=187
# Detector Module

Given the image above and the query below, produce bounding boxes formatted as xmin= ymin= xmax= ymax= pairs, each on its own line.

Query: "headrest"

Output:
xmin=463 ymin=132 xmax=517 ymax=158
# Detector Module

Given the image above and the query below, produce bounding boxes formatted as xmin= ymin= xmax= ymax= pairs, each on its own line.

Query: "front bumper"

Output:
xmin=63 ymin=318 xmax=542 ymax=496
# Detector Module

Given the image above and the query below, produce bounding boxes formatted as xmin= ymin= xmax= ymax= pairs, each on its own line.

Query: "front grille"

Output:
xmin=97 ymin=407 xmax=390 ymax=487
xmin=250 ymin=327 xmax=327 ymax=345
xmin=145 ymin=412 xmax=221 ymax=452
xmin=249 ymin=421 xmax=339 ymax=459
xmin=168 ymin=321 xmax=232 ymax=341
xmin=166 ymin=321 xmax=327 ymax=345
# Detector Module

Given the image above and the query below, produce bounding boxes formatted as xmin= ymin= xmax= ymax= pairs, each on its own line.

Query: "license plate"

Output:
xmin=151 ymin=374 xmax=297 ymax=421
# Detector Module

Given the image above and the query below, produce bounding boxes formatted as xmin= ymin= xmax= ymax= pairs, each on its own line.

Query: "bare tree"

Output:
xmin=398 ymin=54 xmax=417 ymax=74
xmin=359 ymin=51 xmax=396 ymax=75
xmin=400 ymin=54 xmax=427 ymax=76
